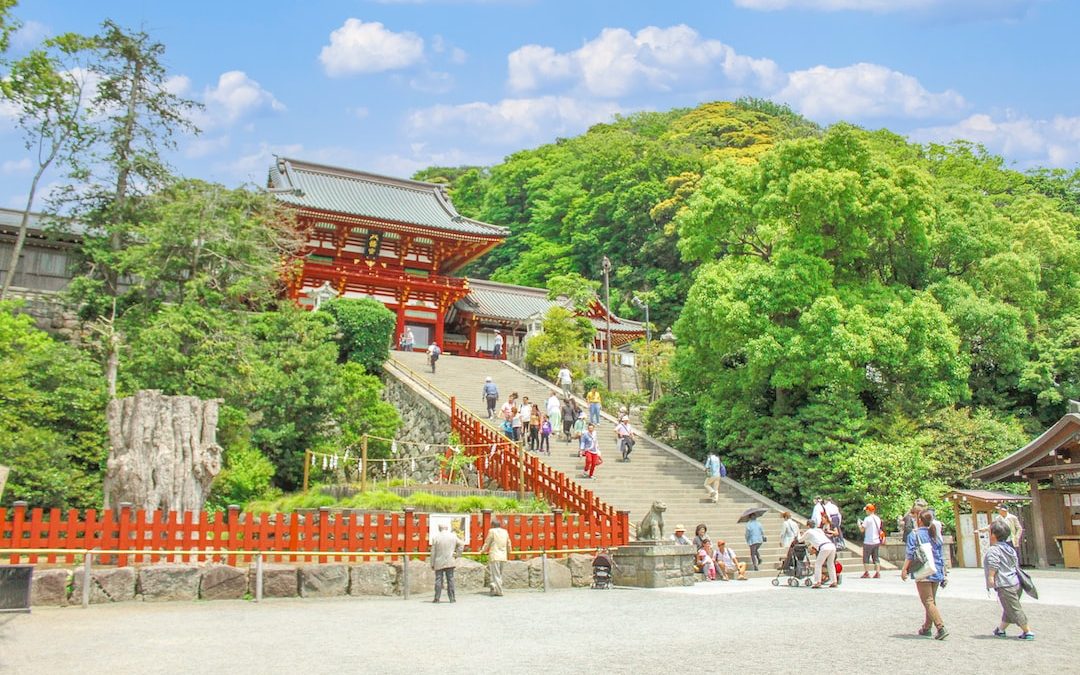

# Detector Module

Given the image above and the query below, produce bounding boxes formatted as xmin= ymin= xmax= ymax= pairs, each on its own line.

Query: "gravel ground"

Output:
xmin=1 ymin=569 xmax=1075 ymax=675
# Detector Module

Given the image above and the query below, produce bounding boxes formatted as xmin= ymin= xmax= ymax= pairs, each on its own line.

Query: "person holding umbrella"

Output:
xmin=744 ymin=512 xmax=765 ymax=571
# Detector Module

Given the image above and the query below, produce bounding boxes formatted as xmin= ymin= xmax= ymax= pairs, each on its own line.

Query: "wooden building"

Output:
xmin=0 ymin=208 xmax=82 ymax=294
xmin=972 ymin=401 xmax=1080 ymax=568
xmin=270 ymin=157 xmax=645 ymax=355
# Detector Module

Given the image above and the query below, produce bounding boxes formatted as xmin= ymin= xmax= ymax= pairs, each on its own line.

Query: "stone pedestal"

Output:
xmin=612 ymin=542 xmax=696 ymax=588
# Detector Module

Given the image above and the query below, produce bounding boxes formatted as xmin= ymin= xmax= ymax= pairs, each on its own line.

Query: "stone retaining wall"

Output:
xmin=381 ymin=369 xmax=477 ymax=485
xmin=27 ymin=553 xmax=596 ymax=606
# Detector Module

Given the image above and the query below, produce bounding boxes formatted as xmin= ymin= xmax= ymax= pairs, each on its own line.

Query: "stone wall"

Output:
xmin=380 ymin=370 xmax=465 ymax=484
xmin=29 ymin=555 xmax=585 ymax=606
xmin=6 ymin=288 xmax=81 ymax=340
xmin=611 ymin=542 xmax=697 ymax=588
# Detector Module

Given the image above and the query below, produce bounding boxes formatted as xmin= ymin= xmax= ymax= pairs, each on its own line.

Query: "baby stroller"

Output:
xmin=772 ymin=542 xmax=814 ymax=587
xmin=592 ymin=548 xmax=617 ymax=589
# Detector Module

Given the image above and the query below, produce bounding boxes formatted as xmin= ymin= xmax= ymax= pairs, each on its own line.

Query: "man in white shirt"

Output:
xmin=800 ymin=521 xmax=837 ymax=588
xmin=858 ymin=504 xmax=883 ymax=579
xmin=810 ymin=497 xmax=825 ymax=527
xmin=557 ymin=365 xmax=573 ymax=398
xmin=493 ymin=330 xmax=504 ymax=359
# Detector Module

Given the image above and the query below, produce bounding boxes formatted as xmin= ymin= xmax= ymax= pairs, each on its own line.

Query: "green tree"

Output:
xmin=0 ymin=302 xmax=107 ymax=508
xmin=322 ymin=298 xmax=396 ymax=371
xmin=0 ymin=32 xmax=96 ymax=300
xmin=331 ymin=362 xmax=402 ymax=459
xmin=524 ymin=306 xmax=595 ymax=380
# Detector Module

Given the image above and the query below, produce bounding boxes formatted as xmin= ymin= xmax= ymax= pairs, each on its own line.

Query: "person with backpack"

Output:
xmin=859 ymin=504 xmax=884 ymax=579
xmin=614 ymin=415 xmax=636 ymax=462
xmin=427 ymin=342 xmax=441 ymax=373
xmin=482 ymin=377 xmax=499 ymax=419
xmin=985 ymin=519 xmax=1035 ymax=640
xmin=900 ymin=510 xmax=948 ymax=640
xmin=703 ymin=452 xmax=724 ymax=503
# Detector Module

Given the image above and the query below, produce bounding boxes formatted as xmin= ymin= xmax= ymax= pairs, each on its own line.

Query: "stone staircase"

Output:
xmin=388 ymin=351 xmax=870 ymax=577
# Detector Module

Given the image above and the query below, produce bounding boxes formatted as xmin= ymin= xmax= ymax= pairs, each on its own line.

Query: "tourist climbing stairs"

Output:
xmin=387 ymin=351 xmax=874 ymax=578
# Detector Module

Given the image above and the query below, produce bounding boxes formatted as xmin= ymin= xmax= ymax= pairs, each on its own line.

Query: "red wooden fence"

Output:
xmin=449 ymin=396 xmax=630 ymax=548
xmin=0 ymin=502 xmax=620 ymax=567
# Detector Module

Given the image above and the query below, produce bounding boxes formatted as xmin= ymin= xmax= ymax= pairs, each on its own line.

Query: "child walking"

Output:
xmin=539 ymin=415 xmax=552 ymax=455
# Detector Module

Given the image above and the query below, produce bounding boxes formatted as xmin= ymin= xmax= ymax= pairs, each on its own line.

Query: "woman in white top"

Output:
xmin=779 ymin=511 xmax=800 ymax=549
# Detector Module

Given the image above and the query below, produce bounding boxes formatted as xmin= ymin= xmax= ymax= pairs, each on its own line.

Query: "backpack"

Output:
xmin=719 ymin=461 xmax=727 ymax=478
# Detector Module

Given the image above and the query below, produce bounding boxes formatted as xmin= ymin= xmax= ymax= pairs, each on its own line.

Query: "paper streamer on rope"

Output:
xmin=391 ymin=441 xmax=398 ymax=455
xmin=411 ymin=458 xmax=417 ymax=472
xmin=322 ymin=455 xmax=328 ymax=470
xmin=381 ymin=460 xmax=387 ymax=474
xmin=310 ymin=453 xmax=316 ymax=467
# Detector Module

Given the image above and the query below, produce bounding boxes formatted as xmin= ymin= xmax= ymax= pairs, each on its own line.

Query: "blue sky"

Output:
xmin=2 ymin=0 xmax=1079 ymax=210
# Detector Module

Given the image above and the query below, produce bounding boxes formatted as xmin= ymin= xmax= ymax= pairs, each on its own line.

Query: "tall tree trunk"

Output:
xmin=0 ymin=169 xmax=46 ymax=300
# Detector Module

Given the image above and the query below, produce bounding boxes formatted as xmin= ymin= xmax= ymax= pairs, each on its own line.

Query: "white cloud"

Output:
xmin=774 ymin=63 xmax=966 ymax=120
xmin=910 ymin=113 xmax=1080 ymax=168
xmin=11 ymin=21 xmax=50 ymax=49
xmin=183 ymin=135 xmax=231 ymax=159
xmin=369 ymin=147 xmax=503 ymax=179
xmin=200 ymin=71 xmax=285 ymax=128
xmin=508 ymin=25 xmax=784 ymax=98
xmin=217 ymin=142 xmax=305 ymax=183
xmin=1 ymin=158 xmax=32 ymax=174
xmin=319 ymin=19 xmax=425 ymax=77
xmin=407 ymin=96 xmax=624 ymax=146
xmin=165 ymin=75 xmax=193 ymax=96
xmin=409 ymin=71 xmax=455 ymax=94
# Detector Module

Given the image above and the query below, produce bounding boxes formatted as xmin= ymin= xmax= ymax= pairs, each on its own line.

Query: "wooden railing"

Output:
xmin=0 ymin=502 xmax=617 ymax=567
xmin=449 ymin=397 xmax=630 ymax=548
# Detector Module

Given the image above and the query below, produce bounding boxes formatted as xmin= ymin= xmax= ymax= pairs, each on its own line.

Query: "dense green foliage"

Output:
xmin=422 ymin=103 xmax=1079 ymax=528
xmin=0 ymin=303 xmax=107 ymax=508
xmin=246 ymin=489 xmax=550 ymax=514
xmin=524 ymin=306 xmax=595 ymax=381
xmin=322 ymin=298 xmax=396 ymax=371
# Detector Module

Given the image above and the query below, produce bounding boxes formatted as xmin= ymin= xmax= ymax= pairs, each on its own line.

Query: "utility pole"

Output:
xmin=602 ymin=256 xmax=612 ymax=390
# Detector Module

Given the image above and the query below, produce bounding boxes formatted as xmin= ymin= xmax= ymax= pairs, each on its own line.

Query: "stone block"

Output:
xmin=138 ymin=564 xmax=201 ymax=601
xmin=453 ymin=558 xmax=487 ymax=593
xmin=31 ymin=568 xmax=71 ymax=606
xmin=566 ymin=553 xmax=594 ymax=587
xmin=497 ymin=560 xmax=529 ymax=590
xmin=200 ymin=564 xmax=247 ymax=600
xmin=350 ymin=562 xmax=396 ymax=596
xmin=72 ymin=567 xmax=137 ymax=604
xmin=527 ymin=556 xmax=571 ymax=589
xmin=391 ymin=559 xmax=434 ymax=595
xmin=612 ymin=543 xmax=696 ymax=588
xmin=299 ymin=564 xmax=350 ymax=598
xmin=250 ymin=564 xmax=298 ymax=598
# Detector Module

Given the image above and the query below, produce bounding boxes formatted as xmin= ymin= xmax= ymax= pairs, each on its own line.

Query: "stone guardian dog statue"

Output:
xmin=637 ymin=500 xmax=667 ymax=541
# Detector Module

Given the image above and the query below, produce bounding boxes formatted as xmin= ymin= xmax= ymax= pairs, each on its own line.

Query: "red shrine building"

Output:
xmin=269 ymin=157 xmax=644 ymax=356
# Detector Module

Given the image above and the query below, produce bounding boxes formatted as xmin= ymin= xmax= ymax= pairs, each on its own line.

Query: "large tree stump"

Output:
xmin=104 ymin=390 xmax=223 ymax=512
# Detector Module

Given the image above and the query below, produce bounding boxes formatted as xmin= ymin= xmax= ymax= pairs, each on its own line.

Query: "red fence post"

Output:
xmin=10 ymin=501 xmax=26 ymax=563
xmin=318 ymin=506 xmax=331 ymax=563
xmin=552 ymin=508 xmax=564 ymax=552
xmin=117 ymin=503 xmax=132 ymax=567
xmin=616 ymin=510 xmax=630 ymax=546
xmin=403 ymin=507 xmax=416 ymax=556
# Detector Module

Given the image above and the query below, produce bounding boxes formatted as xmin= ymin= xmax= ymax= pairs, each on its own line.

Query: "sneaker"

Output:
xmin=861 ymin=572 xmax=870 ymax=579
xmin=934 ymin=627 xmax=949 ymax=641
xmin=993 ymin=628 xmax=1007 ymax=638
xmin=916 ymin=627 xmax=931 ymax=637
xmin=873 ymin=572 xmax=881 ymax=579
xmin=1017 ymin=632 xmax=1035 ymax=641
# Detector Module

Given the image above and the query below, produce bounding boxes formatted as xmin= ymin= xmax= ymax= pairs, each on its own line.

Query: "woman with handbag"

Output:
xmin=900 ymin=510 xmax=948 ymax=640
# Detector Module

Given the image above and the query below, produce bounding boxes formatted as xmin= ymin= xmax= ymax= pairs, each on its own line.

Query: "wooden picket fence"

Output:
xmin=0 ymin=502 xmax=620 ymax=567
xmin=449 ymin=396 xmax=630 ymax=548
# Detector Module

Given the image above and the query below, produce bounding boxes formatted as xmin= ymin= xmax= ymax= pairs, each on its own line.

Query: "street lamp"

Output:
xmin=602 ymin=256 xmax=612 ymax=390
xmin=631 ymin=295 xmax=651 ymax=344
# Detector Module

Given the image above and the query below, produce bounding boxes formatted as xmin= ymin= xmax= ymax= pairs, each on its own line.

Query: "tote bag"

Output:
xmin=912 ymin=530 xmax=938 ymax=580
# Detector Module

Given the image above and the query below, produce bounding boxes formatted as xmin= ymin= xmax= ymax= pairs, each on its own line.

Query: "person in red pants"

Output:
xmin=579 ymin=423 xmax=600 ymax=479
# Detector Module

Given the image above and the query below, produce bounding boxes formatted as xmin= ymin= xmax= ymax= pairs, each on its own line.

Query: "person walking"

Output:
xmin=779 ymin=512 xmax=800 ymax=550
xmin=539 ymin=415 xmax=552 ymax=455
xmin=810 ymin=497 xmax=825 ymax=528
xmin=579 ymin=423 xmax=601 ymax=480
xmin=614 ymin=415 xmax=636 ymax=462
xmin=528 ymin=405 xmax=541 ymax=452
xmin=482 ymin=377 xmax=499 ymax=419
xmin=900 ymin=510 xmax=948 ymax=640
xmin=800 ymin=520 xmax=837 ymax=588
xmin=510 ymin=402 xmax=523 ymax=444
xmin=586 ymin=387 xmax=602 ymax=425
xmin=560 ymin=398 xmax=575 ymax=443
xmin=824 ymin=497 xmax=844 ymax=548
xmin=902 ymin=498 xmax=928 ymax=544
xmin=427 ymin=342 xmax=441 ymax=373
xmin=745 ymin=513 xmax=765 ymax=571
xmin=546 ymin=393 xmax=562 ymax=437
xmin=519 ymin=397 xmax=533 ymax=445
xmin=985 ymin=519 xmax=1035 ymax=640
xmin=703 ymin=452 xmax=723 ymax=503
xmin=481 ymin=518 xmax=511 ymax=597
xmin=430 ymin=523 xmax=464 ymax=603
xmin=557 ymin=365 xmax=573 ymax=398
xmin=493 ymin=330 xmax=504 ymax=359
xmin=859 ymin=504 xmax=883 ymax=579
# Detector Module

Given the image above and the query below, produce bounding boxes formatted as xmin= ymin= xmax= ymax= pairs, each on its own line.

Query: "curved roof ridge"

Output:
xmin=278 ymin=156 xmax=448 ymax=193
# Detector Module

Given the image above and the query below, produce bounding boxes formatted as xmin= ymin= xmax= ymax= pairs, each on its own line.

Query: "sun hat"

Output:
xmin=674 ymin=524 xmax=686 ymax=532
xmin=485 ymin=376 xmax=492 ymax=382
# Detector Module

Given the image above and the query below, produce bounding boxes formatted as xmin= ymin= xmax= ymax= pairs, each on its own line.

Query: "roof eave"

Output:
xmin=971 ymin=413 xmax=1080 ymax=482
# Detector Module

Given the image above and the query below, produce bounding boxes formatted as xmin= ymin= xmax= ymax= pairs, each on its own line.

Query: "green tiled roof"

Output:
xmin=457 ymin=278 xmax=645 ymax=332
xmin=268 ymin=157 xmax=508 ymax=238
